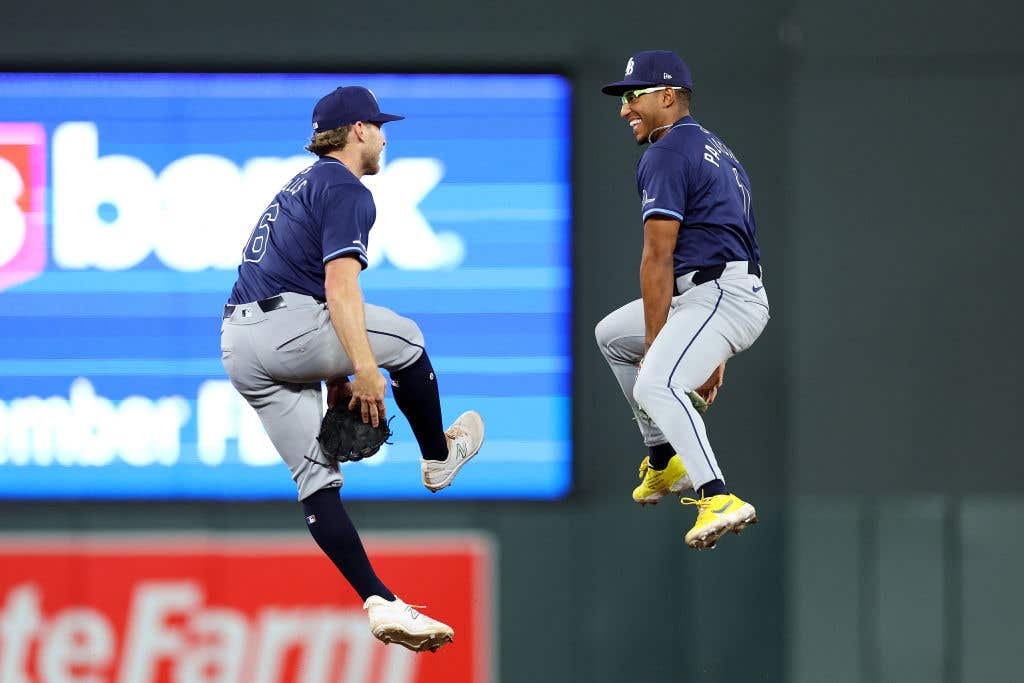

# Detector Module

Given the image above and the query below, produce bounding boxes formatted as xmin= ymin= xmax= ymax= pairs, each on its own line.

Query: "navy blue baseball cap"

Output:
xmin=601 ymin=50 xmax=694 ymax=96
xmin=311 ymin=86 xmax=404 ymax=132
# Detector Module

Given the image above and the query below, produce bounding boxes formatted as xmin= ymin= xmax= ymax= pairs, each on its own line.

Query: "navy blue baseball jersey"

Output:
xmin=636 ymin=116 xmax=760 ymax=275
xmin=229 ymin=157 xmax=374 ymax=304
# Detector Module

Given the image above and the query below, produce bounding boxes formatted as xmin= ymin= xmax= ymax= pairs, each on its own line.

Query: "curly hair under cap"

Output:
xmin=305 ymin=124 xmax=353 ymax=156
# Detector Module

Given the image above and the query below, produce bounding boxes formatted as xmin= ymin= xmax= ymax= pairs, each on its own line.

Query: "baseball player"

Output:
xmin=220 ymin=86 xmax=485 ymax=651
xmin=595 ymin=51 xmax=770 ymax=549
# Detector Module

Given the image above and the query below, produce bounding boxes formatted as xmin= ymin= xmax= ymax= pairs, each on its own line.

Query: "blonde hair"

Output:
xmin=304 ymin=125 xmax=353 ymax=156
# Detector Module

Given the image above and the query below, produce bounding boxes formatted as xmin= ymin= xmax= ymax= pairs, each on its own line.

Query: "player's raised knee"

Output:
xmin=594 ymin=313 xmax=615 ymax=350
xmin=394 ymin=315 xmax=423 ymax=345
xmin=393 ymin=315 xmax=425 ymax=365
xmin=632 ymin=366 xmax=657 ymax=405
xmin=594 ymin=311 xmax=632 ymax=357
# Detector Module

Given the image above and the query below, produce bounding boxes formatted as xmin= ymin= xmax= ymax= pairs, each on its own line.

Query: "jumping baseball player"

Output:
xmin=220 ymin=86 xmax=485 ymax=651
xmin=595 ymin=51 xmax=769 ymax=549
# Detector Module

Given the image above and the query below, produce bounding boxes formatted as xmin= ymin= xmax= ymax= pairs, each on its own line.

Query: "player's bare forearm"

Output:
xmin=640 ymin=217 xmax=681 ymax=350
xmin=324 ymin=258 xmax=376 ymax=372
xmin=325 ymin=257 xmax=387 ymax=424
xmin=640 ymin=254 xmax=673 ymax=348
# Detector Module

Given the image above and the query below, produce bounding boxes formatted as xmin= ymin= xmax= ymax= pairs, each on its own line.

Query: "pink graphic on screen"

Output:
xmin=0 ymin=123 xmax=46 ymax=291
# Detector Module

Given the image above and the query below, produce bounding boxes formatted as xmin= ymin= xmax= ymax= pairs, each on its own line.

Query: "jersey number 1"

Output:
xmin=243 ymin=203 xmax=280 ymax=263
xmin=732 ymin=168 xmax=751 ymax=218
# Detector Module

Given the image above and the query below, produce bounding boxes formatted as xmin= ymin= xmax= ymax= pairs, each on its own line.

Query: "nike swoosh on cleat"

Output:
xmin=712 ymin=500 xmax=735 ymax=514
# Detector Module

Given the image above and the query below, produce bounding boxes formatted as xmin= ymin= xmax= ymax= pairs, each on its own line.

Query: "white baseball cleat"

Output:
xmin=421 ymin=410 xmax=485 ymax=492
xmin=363 ymin=595 xmax=454 ymax=653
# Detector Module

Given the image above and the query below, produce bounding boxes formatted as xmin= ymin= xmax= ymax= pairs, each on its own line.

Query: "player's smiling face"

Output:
xmin=620 ymin=88 xmax=672 ymax=145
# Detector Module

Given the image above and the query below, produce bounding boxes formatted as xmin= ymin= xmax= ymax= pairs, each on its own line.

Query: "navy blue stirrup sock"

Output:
xmin=647 ymin=443 xmax=675 ymax=470
xmin=699 ymin=479 xmax=729 ymax=498
xmin=389 ymin=351 xmax=448 ymax=461
xmin=302 ymin=487 xmax=395 ymax=602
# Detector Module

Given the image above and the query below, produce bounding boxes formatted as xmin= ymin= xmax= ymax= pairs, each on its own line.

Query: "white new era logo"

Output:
xmin=663 ymin=72 xmax=673 ymax=79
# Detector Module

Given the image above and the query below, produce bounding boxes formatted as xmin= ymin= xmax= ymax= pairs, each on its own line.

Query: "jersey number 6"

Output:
xmin=242 ymin=203 xmax=280 ymax=264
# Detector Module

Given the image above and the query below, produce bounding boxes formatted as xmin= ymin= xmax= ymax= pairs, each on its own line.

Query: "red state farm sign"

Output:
xmin=0 ymin=534 xmax=494 ymax=683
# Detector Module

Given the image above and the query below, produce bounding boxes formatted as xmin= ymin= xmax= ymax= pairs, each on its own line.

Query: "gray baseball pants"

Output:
xmin=220 ymin=292 xmax=424 ymax=500
xmin=594 ymin=261 xmax=769 ymax=490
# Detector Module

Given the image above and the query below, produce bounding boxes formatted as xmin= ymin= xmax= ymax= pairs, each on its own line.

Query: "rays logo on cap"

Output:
xmin=625 ymin=57 xmax=635 ymax=76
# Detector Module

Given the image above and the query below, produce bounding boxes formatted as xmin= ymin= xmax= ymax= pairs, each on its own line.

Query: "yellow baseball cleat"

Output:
xmin=633 ymin=455 xmax=693 ymax=505
xmin=681 ymin=493 xmax=757 ymax=549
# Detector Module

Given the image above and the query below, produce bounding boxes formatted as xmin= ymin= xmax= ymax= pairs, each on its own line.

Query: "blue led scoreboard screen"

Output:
xmin=0 ymin=73 xmax=572 ymax=499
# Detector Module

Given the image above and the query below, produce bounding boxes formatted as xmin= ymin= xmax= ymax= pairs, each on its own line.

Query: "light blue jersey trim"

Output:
xmin=322 ymin=246 xmax=368 ymax=264
xmin=643 ymin=207 xmax=684 ymax=222
xmin=657 ymin=122 xmax=702 ymax=141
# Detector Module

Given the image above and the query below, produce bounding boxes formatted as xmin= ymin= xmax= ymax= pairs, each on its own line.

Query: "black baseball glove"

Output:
xmin=317 ymin=405 xmax=393 ymax=463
